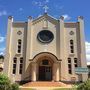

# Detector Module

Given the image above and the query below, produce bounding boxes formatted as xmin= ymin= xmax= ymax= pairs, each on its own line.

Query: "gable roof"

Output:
xmin=32 ymin=13 xmax=59 ymax=24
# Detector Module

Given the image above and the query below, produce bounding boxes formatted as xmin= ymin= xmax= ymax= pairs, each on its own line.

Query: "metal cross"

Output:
xmin=43 ymin=5 xmax=49 ymax=13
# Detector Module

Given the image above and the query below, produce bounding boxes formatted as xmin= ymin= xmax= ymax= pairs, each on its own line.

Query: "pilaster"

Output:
xmin=4 ymin=16 xmax=13 ymax=76
xmin=59 ymin=16 xmax=68 ymax=81
xmin=78 ymin=16 xmax=88 ymax=81
xmin=25 ymin=16 xmax=33 ymax=70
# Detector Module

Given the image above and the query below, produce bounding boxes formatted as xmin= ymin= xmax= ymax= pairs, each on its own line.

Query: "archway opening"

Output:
xmin=31 ymin=52 xmax=60 ymax=82
xmin=38 ymin=59 xmax=52 ymax=81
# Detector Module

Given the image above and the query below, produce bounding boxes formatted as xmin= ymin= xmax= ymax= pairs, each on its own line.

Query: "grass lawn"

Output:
xmin=20 ymin=88 xmax=77 ymax=90
xmin=52 ymin=88 xmax=77 ymax=90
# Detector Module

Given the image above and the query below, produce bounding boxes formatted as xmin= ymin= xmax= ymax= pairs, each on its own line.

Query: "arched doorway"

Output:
xmin=38 ymin=59 xmax=52 ymax=81
xmin=31 ymin=52 xmax=60 ymax=82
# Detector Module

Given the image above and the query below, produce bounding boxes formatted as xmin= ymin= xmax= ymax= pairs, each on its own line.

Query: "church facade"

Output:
xmin=4 ymin=13 xmax=88 ymax=82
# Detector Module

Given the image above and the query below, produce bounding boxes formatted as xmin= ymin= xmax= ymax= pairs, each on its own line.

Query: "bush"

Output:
xmin=0 ymin=74 xmax=19 ymax=90
xmin=11 ymin=83 xmax=19 ymax=90
xmin=0 ymin=74 xmax=11 ymax=90
xmin=77 ymin=79 xmax=90 ymax=90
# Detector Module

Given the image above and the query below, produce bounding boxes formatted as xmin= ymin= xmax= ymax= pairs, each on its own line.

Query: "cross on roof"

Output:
xmin=43 ymin=5 xmax=49 ymax=13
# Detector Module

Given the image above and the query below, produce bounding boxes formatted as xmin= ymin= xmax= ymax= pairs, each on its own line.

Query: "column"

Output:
xmin=78 ymin=16 xmax=88 ymax=81
xmin=31 ymin=62 xmax=37 ymax=82
xmin=53 ymin=63 xmax=60 ymax=81
xmin=25 ymin=16 xmax=33 ymax=70
xmin=3 ymin=16 xmax=13 ymax=76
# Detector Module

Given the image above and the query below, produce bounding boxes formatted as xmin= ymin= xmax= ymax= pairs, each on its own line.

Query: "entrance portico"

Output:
xmin=31 ymin=52 xmax=61 ymax=82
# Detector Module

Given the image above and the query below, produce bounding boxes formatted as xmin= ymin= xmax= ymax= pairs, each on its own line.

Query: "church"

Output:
xmin=4 ymin=13 xmax=88 ymax=83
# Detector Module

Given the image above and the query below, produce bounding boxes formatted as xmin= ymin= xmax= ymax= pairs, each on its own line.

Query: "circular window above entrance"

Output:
xmin=37 ymin=30 xmax=54 ymax=43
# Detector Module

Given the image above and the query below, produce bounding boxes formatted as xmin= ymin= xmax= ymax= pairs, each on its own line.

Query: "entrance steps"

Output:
xmin=22 ymin=81 xmax=72 ymax=87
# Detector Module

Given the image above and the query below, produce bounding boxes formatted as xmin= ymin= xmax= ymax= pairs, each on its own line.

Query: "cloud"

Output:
xmin=0 ymin=47 xmax=5 ymax=55
xmin=55 ymin=5 xmax=64 ymax=10
xmin=0 ymin=47 xmax=5 ymax=52
xmin=0 ymin=52 xmax=4 ymax=55
xmin=0 ymin=36 xmax=5 ymax=43
xmin=86 ymin=42 xmax=90 ymax=55
xmin=86 ymin=55 xmax=90 ymax=62
xmin=19 ymin=8 xmax=23 ymax=11
xmin=32 ymin=0 xmax=49 ymax=8
xmin=62 ymin=14 xmax=71 ymax=20
xmin=85 ymin=42 xmax=90 ymax=62
xmin=0 ymin=10 xmax=8 ymax=16
xmin=32 ymin=1 xmax=43 ymax=7
xmin=45 ymin=0 xmax=49 ymax=3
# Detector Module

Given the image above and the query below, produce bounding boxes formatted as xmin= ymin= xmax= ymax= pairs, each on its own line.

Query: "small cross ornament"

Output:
xmin=43 ymin=5 xmax=49 ymax=13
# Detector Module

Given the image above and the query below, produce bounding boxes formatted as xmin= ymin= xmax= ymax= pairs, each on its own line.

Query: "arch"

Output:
xmin=31 ymin=52 xmax=61 ymax=81
xmin=32 ymin=52 xmax=59 ymax=63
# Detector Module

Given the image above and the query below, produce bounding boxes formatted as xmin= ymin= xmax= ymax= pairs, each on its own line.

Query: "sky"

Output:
xmin=0 ymin=0 xmax=90 ymax=62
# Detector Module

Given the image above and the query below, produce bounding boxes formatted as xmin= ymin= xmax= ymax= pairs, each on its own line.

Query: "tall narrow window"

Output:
xmin=17 ymin=39 xmax=22 ymax=53
xmin=74 ymin=58 xmax=78 ymax=68
xmin=70 ymin=40 xmax=74 ymax=53
xmin=19 ymin=57 xmax=23 ymax=74
xmin=68 ymin=58 xmax=72 ymax=74
xmin=12 ymin=57 xmax=17 ymax=74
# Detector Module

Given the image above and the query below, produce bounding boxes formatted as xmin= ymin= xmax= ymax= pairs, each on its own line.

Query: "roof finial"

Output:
xmin=43 ymin=5 xmax=49 ymax=13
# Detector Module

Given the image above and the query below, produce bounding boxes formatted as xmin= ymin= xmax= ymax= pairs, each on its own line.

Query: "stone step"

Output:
xmin=22 ymin=81 xmax=69 ymax=87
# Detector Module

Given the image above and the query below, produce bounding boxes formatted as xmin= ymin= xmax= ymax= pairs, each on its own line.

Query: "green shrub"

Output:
xmin=77 ymin=79 xmax=90 ymax=90
xmin=0 ymin=74 xmax=20 ymax=90
xmin=0 ymin=74 xmax=11 ymax=90
xmin=11 ymin=83 xmax=19 ymax=90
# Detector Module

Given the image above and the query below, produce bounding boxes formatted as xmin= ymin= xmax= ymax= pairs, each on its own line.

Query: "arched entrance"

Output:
xmin=38 ymin=59 xmax=52 ymax=81
xmin=31 ymin=52 xmax=61 ymax=82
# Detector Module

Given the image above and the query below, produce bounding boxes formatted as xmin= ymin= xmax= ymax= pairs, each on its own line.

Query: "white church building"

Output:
xmin=4 ymin=13 xmax=88 ymax=82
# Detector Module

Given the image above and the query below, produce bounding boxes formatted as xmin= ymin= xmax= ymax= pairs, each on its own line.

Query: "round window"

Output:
xmin=17 ymin=31 xmax=22 ymax=35
xmin=37 ymin=30 xmax=54 ymax=43
xmin=69 ymin=31 xmax=74 ymax=35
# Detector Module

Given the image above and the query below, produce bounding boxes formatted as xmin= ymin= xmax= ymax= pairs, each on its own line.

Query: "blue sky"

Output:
xmin=0 ymin=0 xmax=90 ymax=62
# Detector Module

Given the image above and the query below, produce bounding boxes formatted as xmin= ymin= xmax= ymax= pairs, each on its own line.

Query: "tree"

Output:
xmin=0 ymin=55 xmax=4 ymax=59
xmin=0 ymin=55 xmax=4 ymax=62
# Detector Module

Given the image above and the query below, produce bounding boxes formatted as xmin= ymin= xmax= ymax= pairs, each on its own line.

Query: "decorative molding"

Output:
xmin=8 ymin=16 xmax=13 ymax=19
xmin=43 ymin=27 xmax=48 ymax=29
xmin=43 ymin=18 xmax=48 ymax=28
xmin=15 ymin=53 xmax=21 ymax=57
xmin=69 ymin=31 xmax=74 ymax=35
xmin=78 ymin=16 xmax=84 ymax=19
xmin=69 ymin=54 xmax=75 ymax=57
xmin=17 ymin=31 xmax=22 ymax=35
xmin=60 ymin=16 xmax=64 ymax=20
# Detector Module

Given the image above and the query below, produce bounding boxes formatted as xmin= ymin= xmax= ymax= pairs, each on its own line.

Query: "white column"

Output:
xmin=3 ymin=16 xmax=13 ymax=76
xmin=78 ymin=16 xmax=88 ymax=81
xmin=53 ymin=63 xmax=60 ymax=82
xmin=25 ymin=16 xmax=33 ymax=70
xmin=32 ymin=62 xmax=37 ymax=82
